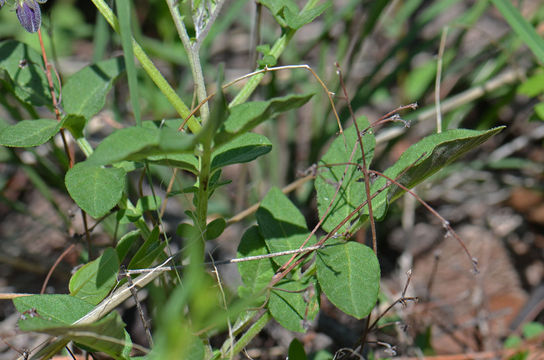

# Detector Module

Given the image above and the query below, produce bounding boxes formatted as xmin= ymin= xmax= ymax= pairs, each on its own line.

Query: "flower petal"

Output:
xmin=16 ymin=0 xmax=41 ymax=33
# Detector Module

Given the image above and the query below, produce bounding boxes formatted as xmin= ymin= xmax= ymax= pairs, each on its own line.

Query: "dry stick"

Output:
xmin=121 ymin=266 xmax=153 ymax=347
xmin=179 ymin=64 xmax=344 ymax=135
xmin=367 ymin=169 xmax=478 ymax=273
xmin=40 ymin=244 xmax=75 ymax=295
xmin=276 ymin=132 xmax=362 ymax=273
xmin=330 ymin=159 xmax=478 ymax=272
xmin=425 ymin=251 xmax=441 ymax=303
xmin=268 ymin=154 xmax=426 ymax=289
xmin=359 ymin=271 xmax=417 ymax=352
xmin=335 ymin=63 xmax=377 ymax=254
xmin=122 ymin=244 xmax=325 ymax=275
xmin=375 ymin=69 xmax=523 ymax=144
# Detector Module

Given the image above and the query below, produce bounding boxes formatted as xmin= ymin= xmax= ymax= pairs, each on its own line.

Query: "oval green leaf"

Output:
xmin=0 ymin=119 xmax=63 ymax=147
xmin=65 ymin=163 xmax=126 ymax=218
xmin=316 ymin=241 xmax=380 ymax=319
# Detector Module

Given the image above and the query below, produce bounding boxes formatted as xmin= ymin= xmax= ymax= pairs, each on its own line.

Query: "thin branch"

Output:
xmin=336 ymin=63 xmax=377 ymax=254
xmin=179 ymin=65 xmax=343 ymax=135
xmin=435 ymin=27 xmax=448 ymax=134
xmin=40 ymin=244 xmax=75 ymax=295
xmin=122 ymin=244 xmax=325 ymax=275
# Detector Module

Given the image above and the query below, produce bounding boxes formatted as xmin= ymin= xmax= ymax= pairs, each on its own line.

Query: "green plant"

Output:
xmin=0 ymin=0 xmax=541 ymax=359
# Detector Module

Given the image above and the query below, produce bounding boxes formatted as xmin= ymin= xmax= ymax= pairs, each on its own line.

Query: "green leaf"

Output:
xmin=211 ymin=132 xmax=272 ymax=171
xmin=288 ymin=338 xmax=307 ymax=360
xmin=14 ymin=294 xmax=127 ymax=360
xmin=147 ymin=153 xmax=199 ymax=173
xmin=236 ymin=226 xmax=276 ymax=302
xmin=205 ymin=217 xmax=226 ymax=240
xmin=136 ymin=195 xmax=161 ymax=212
xmin=0 ymin=119 xmax=63 ymax=147
xmin=65 ymin=163 xmax=126 ymax=218
xmin=368 ymin=126 xmax=505 ymax=219
xmin=518 ymin=71 xmax=544 ymax=97
xmin=314 ymin=117 xmax=375 ymax=233
xmin=256 ymin=187 xmax=315 ymax=266
xmin=0 ymin=40 xmax=51 ymax=106
xmin=316 ymin=240 xmax=380 ymax=319
xmin=128 ymin=226 xmax=165 ymax=269
xmin=534 ymin=102 xmax=544 ymax=121
xmin=63 ymin=115 xmax=87 ymax=140
xmin=69 ymin=312 xmax=127 ymax=359
xmin=216 ymin=93 xmax=314 ymax=146
xmin=268 ymin=278 xmax=319 ymax=332
xmin=522 ymin=322 xmax=544 ymax=339
xmin=85 ymin=127 xmax=195 ymax=166
xmin=14 ymin=294 xmax=94 ymax=329
xmin=283 ymin=1 xmax=330 ymax=30
xmin=69 ymin=248 xmax=120 ymax=305
xmin=62 ymin=57 xmax=125 ymax=119
xmin=116 ymin=230 xmax=140 ymax=263
xmin=491 ymin=0 xmax=544 ymax=64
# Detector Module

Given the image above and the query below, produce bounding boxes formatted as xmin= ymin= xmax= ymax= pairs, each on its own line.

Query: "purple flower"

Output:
xmin=16 ymin=0 xmax=42 ymax=33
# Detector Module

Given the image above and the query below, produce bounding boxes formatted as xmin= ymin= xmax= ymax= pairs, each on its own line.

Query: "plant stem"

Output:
xmin=229 ymin=0 xmax=321 ymax=107
xmin=90 ymin=0 xmax=201 ymax=134
xmin=224 ymin=311 xmax=271 ymax=358
xmin=165 ymin=0 xmax=210 ymax=124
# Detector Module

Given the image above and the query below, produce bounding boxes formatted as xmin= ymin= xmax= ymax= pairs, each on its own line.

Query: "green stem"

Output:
xmin=229 ymin=0 xmax=320 ymax=107
xmin=166 ymin=0 xmax=210 ymax=123
xmin=229 ymin=31 xmax=293 ymax=107
xmin=90 ymin=0 xmax=201 ymax=134
xmin=224 ymin=311 xmax=271 ymax=358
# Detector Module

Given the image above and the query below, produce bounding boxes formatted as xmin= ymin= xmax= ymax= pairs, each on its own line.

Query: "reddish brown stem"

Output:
xmin=37 ymin=29 xmax=74 ymax=169
xmin=40 ymin=244 xmax=75 ymax=295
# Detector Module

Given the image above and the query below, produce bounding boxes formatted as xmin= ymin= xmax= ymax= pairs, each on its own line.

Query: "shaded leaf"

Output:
xmin=128 ymin=226 xmax=165 ymax=269
xmin=288 ymin=338 xmax=307 ymax=360
xmin=256 ymin=187 xmax=315 ymax=266
xmin=268 ymin=278 xmax=319 ymax=332
xmin=62 ymin=57 xmax=125 ymax=119
xmin=65 ymin=163 xmax=126 ymax=218
xmin=215 ymin=93 xmax=314 ymax=145
xmin=85 ymin=127 xmax=195 ymax=166
xmin=205 ymin=217 xmax=226 ymax=240
xmin=211 ymin=132 xmax=272 ymax=171
xmin=0 ymin=40 xmax=51 ymax=106
xmin=316 ymin=240 xmax=380 ymax=319
xmin=116 ymin=230 xmax=140 ymax=263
